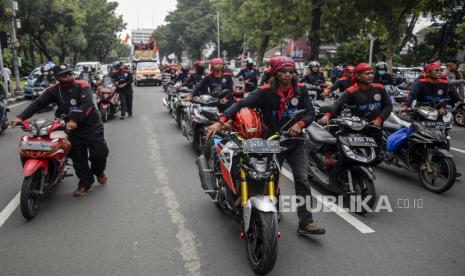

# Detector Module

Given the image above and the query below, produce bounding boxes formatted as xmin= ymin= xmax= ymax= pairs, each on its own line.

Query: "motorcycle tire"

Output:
xmin=20 ymin=173 xmax=43 ymax=220
xmin=134 ymin=81 xmax=139 ymax=87
xmin=344 ymin=174 xmax=376 ymax=215
xmin=175 ymin=109 xmax=182 ymax=127
xmin=245 ymin=208 xmax=278 ymax=275
xmin=418 ymin=157 xmax=456 ymax=193
xmin=453 ymin=106 xmax=465 ymax=127
xmin=101 ymin=109 xmax=108 ymax=123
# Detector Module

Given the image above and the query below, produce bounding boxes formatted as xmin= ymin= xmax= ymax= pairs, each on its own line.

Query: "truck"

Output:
xmin=131 ymin=42 xmax=162 ymax=86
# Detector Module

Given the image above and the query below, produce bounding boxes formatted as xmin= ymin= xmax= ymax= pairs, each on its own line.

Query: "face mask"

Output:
xmin=378 ymin=70 xmax=386 ymax=75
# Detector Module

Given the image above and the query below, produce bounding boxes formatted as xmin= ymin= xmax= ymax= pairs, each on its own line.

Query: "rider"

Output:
xmin=301 ymin=61 xmax=326 ymax=100
xmin=111 ymin=61 xmax=133 ymax=119
xmin=183 ymin=60 xmax=206 ymax=88
xmin=173 ymin=63 xmax=191 ymax=84
xmin=35 ymin=66 xmax=54 ymax=87
xmin=373 ymin=62 xmax=394 ymax=85
xmin=445 ymin=57 xmax=464 ymax=104
xmin=235 ymin=58 xmax=259 ymax=92
xmin=192 ymin=58 xmax=233 ymax=111
xmin=11 ymin=64 xmax=109 ymax=196
xmin=260 ymin=56 xmax=281 ymax=85
xmin=0 ymin=82 xmax=6 ymax=124
xmin=78 ymin=66 xmax=91 ymax=82
xmin=319 ymin=63 xmax=393 ymax=155
xmin=207 ymin=56 xmax=325 ymax=235
xmin=328 ymin=65 xmax=355 ymax=94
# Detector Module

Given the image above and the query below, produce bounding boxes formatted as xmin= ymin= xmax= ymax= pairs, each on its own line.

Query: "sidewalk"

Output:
xmin=5 ymin=92 xmax=25 ymax=105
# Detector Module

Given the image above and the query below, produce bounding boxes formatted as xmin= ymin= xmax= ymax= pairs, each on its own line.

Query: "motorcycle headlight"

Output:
xmin=427 ymin=110 xmax=438 ymax=121
xmin=39 ymin=125 xmax=51 ymax=136
xmin=342 ymin=144 xmax=375 ymax=163
xmin=29 ymin=125 xmax=38 ymax=136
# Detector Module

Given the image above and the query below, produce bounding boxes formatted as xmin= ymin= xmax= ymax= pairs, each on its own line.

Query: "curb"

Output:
xmin=6 ymin=95 xmax=25 ymax=105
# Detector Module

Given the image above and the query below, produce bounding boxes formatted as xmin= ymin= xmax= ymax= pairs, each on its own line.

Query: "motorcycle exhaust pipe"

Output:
xmin=196 ymin=155 xmax=216 ymax=199
xmin=162 ymin=98 xmax=169 ymax=109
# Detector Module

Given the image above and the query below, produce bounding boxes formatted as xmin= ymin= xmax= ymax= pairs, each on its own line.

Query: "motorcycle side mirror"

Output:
xmin=280 ymin=109 xmax=306 ymax=131
xmin=200 ymin=110 xmax=220 ymax=122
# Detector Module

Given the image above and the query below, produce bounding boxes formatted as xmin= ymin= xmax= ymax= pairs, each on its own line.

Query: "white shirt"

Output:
xmin=2 ymin=68 xmax=11 ymax=81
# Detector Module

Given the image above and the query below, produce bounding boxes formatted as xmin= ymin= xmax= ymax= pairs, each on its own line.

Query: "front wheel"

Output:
xmin=101 ymin=108 xmax=108 ymax=122
xmin=454 ymin=106 xmax=465 ymax=127
xmin=344 ymin=174 xmax=376 ymax=214
xmin=20 ymin=173 xmax=43 ymax=220
xmin=419 ymin=156 xmax=456 ymax=193
xmin=245 ymin=208 xmax=278 ymax=275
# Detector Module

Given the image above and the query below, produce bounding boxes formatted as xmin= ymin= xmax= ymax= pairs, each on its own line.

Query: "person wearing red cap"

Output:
xmin=192 ymin=58 xmax=233 ymax=110
xmin=182 ymin=60 xmax=207 ymax=88
xmin=260 ymin=56 xmax=281 ymax=85
xmin=401 ymin=63 xmax=449 ymax=113
xmin=207 ymin=56 xmax=325 ymax=235
xmin=328 ymin=65 xmax=355 ymax=94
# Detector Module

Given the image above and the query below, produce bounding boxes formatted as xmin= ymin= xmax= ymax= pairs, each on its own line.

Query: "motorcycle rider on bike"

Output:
xmin=320 ymin=63 xmax=393 ymax=156
xmin=235 ymin=58 xmax=259 ymax=92
xmin=191 ymin=58 xmax=233 ymax=111
xmin=35 ymin=66 xmax=54 ymax=87
xmin=173 ymin=63 xmax=191 ymax=84
xmin=111 ymin=61 xmax=133 ymax=119
xmin=301 ymin=61 xmax=326 ymax=100
xmin=260 ymin=56 xmax=281 ymax=85
xmin=183 ymin=60 xmax=206 ymax=88
xmin=401 ymin=63 xmax=449 ymax=113
xmin=328 ymin=65 xmax=355 ymax=94
xmin=207 ymin=56 xmax=326 ymax=235
xmin=11 ymin=64 xmax=109 ymax=196
xmin=373 ymin=62 xmax=394 ymax=86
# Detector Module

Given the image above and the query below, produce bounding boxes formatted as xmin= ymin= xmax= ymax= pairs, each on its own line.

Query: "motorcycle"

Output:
xmin=0 ymin=98 xmax=8 ymax=134
xmin=17 ymin=117 xmax=72 ymax=219
xmin=96 ymin=76 xmax=120 ymax=122
xmin=169 ymin=85 xmax=192 ymax=126
xmin=162 ymin=72 xmax=173 ymax=92
xmin=306 ymin=117 xmax=378 ymax=214
xmin=181 ymin=89 xmax=230 ymax=152
xmin=196 ymin=108 xmax=307 ymax=274
xmin=451 ymin=101 xmax=465 ymax=127
xmin=381 ymin=102 xmax=456 ymax=193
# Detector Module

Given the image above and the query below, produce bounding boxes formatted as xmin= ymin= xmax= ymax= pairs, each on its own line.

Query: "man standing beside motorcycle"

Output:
xmin=235 ymin=58 xmax=259 ymax=92
xmin=111 ymin=61 xmax=133 ymax=119
xmin=445 ymin=58 xmax=464 ymax=104
xmin=191 ymin=58 xmax=233 ymax=111
xmin=207 ymin=56 xmax=326 ymax=235
xmin=319 ymin=63 xmax=393 ymax=157
xmin=11 ymin=64 xmax=109 ymax=196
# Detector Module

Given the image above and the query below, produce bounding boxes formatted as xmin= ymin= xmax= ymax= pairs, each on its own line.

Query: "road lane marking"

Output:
xmin=451 ymin=147 xmax=465 ymax=154
xmin=0 ymin=192 xmax=20 ymax=228
xmin=281 ymin=168 xmax=375 ymax=234
xmin=7 ymin=101 xmax=29 ymax=108
xmin=141 ymin=115 xmax=201 ymax=276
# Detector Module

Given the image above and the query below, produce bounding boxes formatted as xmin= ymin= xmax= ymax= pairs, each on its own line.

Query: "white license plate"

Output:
xmin=20 ymin=141 xmax=52 ymax=151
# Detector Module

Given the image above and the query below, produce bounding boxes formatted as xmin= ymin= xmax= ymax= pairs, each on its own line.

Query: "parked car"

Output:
xmin=23 ymin=67 xmax=42 ymax=99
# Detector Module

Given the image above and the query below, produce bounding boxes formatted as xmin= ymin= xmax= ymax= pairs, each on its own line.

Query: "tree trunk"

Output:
xmin=386 ymin=35 xmax=394 ymax=75
xmin=28 ymin=33 xmax=35 ymax=67
xmin=308 ymin=0 xmax=323 ymax=61
xmin=257 ymin=35 xmax=270 ymax=67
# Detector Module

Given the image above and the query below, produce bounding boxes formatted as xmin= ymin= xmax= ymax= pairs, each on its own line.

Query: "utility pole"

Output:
xmin=368 ymin=33 xmax=375 ymax=65
xmin=3 ymin=0 xmax=20 ymax=95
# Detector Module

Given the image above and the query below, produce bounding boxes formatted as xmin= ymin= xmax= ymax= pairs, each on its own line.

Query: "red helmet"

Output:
xmin=423 ymin=63 xmax=441 ymax=74
xmin=355 ymin=63 xmax=373 ymax=73
xmin=269 ymin=56 xmax=281 ymax=69
xmin=272 ymin=56 xmax=295 ymax=74
xmin=233 ymin=108 xmax=264 ymax=139
xmin=210 ymin=58 xmax=224 ymax=71
xmin=344 ymin=65 xmax=355 ymax=73
xmin=194 ymin=60 xmax=206 ymax=70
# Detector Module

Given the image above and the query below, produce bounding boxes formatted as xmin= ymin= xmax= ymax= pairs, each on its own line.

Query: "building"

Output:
xmin=131 ymin=28 xmax=154 ymax=44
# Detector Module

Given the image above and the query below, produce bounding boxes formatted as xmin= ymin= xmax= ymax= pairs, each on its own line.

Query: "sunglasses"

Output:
xmin=278 ymin=68 xmax=296 ymax=74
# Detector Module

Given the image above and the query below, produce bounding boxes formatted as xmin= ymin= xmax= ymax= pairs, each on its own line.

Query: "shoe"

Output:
xmin=128 ymin=113 xmax=132 ymax=117
xmin=297 ymin=222 xmax=326 ymax=235
xmin=97 ymin=174 xmax=107 ymax=185
xmin=73 ymin=187 xmax=91 ymax=197
xmin=120 ymin=115 xmax=125 ymax=120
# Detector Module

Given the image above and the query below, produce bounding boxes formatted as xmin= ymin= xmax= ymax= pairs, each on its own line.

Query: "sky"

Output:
xmin=113 ymin=0 xmax=177 ymax=35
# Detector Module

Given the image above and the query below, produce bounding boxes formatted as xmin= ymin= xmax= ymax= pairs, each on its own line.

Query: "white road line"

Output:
xmin=141 ymin=115 xmax=201 ymax=276
xmin=281 ymin=168 xmax=375 ymax=234
xmin=451 ymin=147 xmax=465 ymax=154
xmin=0 ymin=192 xmax=20 ymax=228
xmin=7 ymin=101 xmax=29 ymax=108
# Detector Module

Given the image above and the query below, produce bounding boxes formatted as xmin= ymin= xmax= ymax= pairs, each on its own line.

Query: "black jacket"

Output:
xmin=192 ymin=73 xmax=233 ymax=97
xmin=111 ymin=70 xmax=133 ymax=93
xmin=19 ymin=80 xmax=103 ymax=136
xmin=329 ymin=77 xmax=352 ymax=93
xmin=183 ymin=72 xmax=204 ymax=88
xmin=221 ymin=83 xmax=315 ymax=135
xmin=301 ymin=72 xmax=325 ymax=87
xmin=329 ymin=83 xmax=393 ymax=122
xmin=406 ymin=78 xmax=449 ymax=107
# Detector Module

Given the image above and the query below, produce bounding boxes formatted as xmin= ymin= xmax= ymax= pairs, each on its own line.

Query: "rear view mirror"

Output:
xmin=200 ymin=110 xmax=220 ymax=122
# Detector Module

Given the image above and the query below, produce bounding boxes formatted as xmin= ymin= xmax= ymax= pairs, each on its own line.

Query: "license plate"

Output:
xmin=243 ymin=139 xmax=280 ymax=154
xmin=421 ymin=121 xmax=446 ymax=129
xmin=346 ymin=136 xmax=377 ymax=147
xmin=20 ymin=141 xmax=52 ymax=151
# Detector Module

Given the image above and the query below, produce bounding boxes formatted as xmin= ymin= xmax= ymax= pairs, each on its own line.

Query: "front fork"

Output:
xmin=240 ymin=159 xmax=276 ymax=207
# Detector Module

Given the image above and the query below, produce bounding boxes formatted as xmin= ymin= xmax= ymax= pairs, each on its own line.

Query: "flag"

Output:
xmin=168 ymin=53 xmax=176 ymax=60
xmin=123 ymin=33 xmax=130 ymax=44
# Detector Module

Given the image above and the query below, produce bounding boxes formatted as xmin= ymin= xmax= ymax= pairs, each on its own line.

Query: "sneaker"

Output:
xmin=97 ymin=174 xmax=107 ymax=185
xmin=73 ymin=187 xmax=91 ymax=197
xmin=297 ymin=222 xmax=326 ymax=235
xmin=128 ymin=113 xmax=132 ymax=118
xmin=120 ymin=115 xmax=125 ymax=120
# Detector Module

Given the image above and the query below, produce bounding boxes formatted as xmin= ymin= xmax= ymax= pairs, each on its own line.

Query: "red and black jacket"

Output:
xmin=220 ymin=82 xmax=315 ymax=135
xmin=19 ymin=80 xmax=103 ymax=136
xmin=192 ymin=73 xmax=233 ymax=97
xmin=329 ymin=76 xmax=353 ymax=93
xmin=326 ymin=83 xmax=393 ymax=123
xmin=406 ymin=78 xmax=449 ymax=108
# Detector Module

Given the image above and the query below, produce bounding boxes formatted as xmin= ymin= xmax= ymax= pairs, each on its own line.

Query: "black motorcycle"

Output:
xmin=170 ymin=85 xmax=192 ymax=126
xmin=0 ymin=98 xmax=8 ymax=135
xmin=381 ymin=103 xmax=456 ymax=193
xmin=306 ymin=117 xmax=378 ymax=213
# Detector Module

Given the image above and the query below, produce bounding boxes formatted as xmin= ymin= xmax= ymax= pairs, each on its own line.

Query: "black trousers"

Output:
xmin=279 ymin=142 xmax=314 ymax=226
xmin=119 ymin=89 xmax=133 ymax=116
xmin=69 ymin=132 xmax=109 ymax=189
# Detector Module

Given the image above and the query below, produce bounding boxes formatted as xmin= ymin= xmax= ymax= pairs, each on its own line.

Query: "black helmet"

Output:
xmin=375 ymin=62 xmax=387 ymax=71
xmin=181 ymin=63 xmax=190 ymax=71
xmin=113 ymin=61 xmax=123 ymax=68
xmin=52 ymin=64 xmax=73 ymax=77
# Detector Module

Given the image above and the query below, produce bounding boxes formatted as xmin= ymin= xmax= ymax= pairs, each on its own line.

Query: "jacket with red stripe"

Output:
xmin=328 ymin=83 xmax=393 ymax=122
xmin=406 ymin=78 xmax=449 ymax=107
xmin=19 ymin=80 xmax=103 ymax=136
xmin=221 ymin=83 xmax=315 ymax=135
xmin=329 ymin=76 xmax=352 ymax=93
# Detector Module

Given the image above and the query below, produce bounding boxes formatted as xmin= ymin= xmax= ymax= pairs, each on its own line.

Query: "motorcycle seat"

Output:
xmin=313 ymin=100 xmax=333 ymax=113
xmin=307 ymin=122 xmax=337 ymax=144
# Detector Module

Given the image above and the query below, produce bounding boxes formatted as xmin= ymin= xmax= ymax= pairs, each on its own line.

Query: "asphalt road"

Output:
xmin=0 ymin=86 xmax=464 ymax=276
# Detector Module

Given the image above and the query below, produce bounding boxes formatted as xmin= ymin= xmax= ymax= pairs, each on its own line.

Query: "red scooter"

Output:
xmin=96 ymin=76 xmax=120 ymax=122
xmin=18 ymin=118 xmax=72 ymax=219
